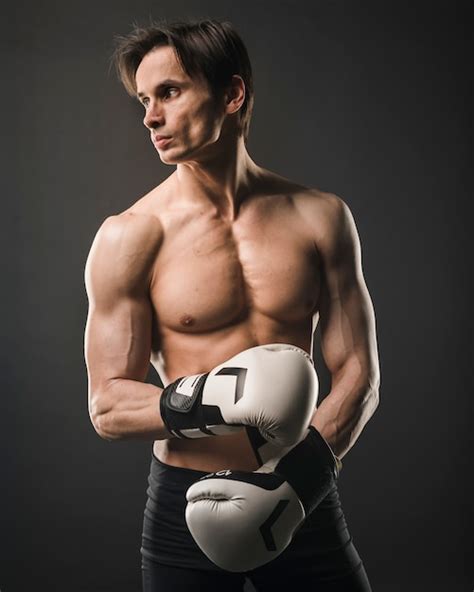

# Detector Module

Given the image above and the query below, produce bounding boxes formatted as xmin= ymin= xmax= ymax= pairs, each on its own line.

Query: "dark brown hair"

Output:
xmin=112 ymin=19 xmax=254 ymax=141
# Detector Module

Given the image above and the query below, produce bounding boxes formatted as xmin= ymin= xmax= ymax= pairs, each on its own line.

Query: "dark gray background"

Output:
xmin=1 ymin=1 xmax=471 ymax=591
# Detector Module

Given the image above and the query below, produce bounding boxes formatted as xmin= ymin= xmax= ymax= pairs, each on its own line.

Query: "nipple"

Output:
xmin=180 ymin=314 xmax=196 ymax=327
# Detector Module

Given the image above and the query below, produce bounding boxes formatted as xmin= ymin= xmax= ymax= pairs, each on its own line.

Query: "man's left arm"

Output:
xmin=310 ymin=193 xmax=380 ymax=459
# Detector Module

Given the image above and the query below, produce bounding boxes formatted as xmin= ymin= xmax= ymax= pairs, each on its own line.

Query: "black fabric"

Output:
xmin=142 ymin=558 xmax=372 ymax=591
xmin=141 ymin=450 xmax=371 ymax=590
xmin=142 ymin=560 xmax=245 ymax=591
xmin=275 ymin=426 xmax=338 ymax=514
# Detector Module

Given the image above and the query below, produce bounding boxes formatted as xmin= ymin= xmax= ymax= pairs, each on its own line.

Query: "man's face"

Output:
xmin=135 ymin=46 xmax=225 ymax=165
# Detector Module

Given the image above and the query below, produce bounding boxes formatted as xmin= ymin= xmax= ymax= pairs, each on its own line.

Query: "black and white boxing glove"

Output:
xmin=185 ymin=426 xmax=341 ymax=572
xmin=159 ymin=343 xmax=318 ymax=447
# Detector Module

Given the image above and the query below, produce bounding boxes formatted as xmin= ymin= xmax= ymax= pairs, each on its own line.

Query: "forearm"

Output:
xmin=89 ymin=378 xmax=170 ymax=441
xmin=311 ymin=372 xmax=379 ymax=459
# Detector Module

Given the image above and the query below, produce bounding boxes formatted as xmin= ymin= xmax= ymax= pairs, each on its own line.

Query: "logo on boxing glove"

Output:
xmin=200 ymin=469 xmax=233 ymax=480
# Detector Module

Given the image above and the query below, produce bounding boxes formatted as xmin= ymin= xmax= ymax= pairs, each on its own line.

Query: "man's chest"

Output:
xmin=149 ymin=201 xmax=321 ymax=332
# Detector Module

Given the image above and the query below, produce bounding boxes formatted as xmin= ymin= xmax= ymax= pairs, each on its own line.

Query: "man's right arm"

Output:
xmin=84 ymin=213 xmax=170 ymax=441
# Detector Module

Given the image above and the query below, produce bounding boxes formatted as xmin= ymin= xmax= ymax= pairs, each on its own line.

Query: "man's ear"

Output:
xmin=224 ymin=75 xmax=246 ymax=115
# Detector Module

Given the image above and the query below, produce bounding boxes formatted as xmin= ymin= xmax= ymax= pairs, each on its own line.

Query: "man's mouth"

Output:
xmin=153 ymin=135 xmax=172 ymax=148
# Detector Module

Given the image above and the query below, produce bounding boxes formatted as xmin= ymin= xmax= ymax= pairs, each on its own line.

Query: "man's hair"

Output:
xmin=112 ymin=19 xmax=254 ymax=141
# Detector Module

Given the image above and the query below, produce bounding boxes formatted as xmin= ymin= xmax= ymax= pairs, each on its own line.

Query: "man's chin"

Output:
xmin=156 ymin=140 xmax=213 ymax=165
xmin=157 ymin=146 xmax=198 ymax=166
xmin=158 ymin=154 xmax=178 ymax=165
xmin=156 ymin=147 xmax=180 ymax=165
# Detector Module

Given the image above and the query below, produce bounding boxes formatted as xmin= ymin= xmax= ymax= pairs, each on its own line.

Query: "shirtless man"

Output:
xmin=84 ymin=19 xmax=380 ymax=592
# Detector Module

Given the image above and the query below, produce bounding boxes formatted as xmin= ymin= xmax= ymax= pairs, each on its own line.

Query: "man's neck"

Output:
xmin=174 ymin=134 xmax=262 ymax=221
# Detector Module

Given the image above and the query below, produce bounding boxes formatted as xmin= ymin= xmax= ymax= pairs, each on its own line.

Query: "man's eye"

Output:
xmin=164 ymin=87 xmax=179 ymax=99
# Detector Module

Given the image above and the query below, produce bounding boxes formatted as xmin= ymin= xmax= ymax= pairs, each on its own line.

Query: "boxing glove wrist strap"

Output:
xmin=276 ymin=426 xmax=340 ymax=513
xmin=160 ymin=373 xmax=227 ymax=438
xmin=245 ymin=426 xmax=340 ymax=515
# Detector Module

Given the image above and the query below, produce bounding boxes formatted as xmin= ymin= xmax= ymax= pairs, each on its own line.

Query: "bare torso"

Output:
xmin=126 ymin=170 xmax=324 ymax=472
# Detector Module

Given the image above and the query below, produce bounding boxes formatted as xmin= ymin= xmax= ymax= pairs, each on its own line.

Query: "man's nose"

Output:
xmin=143 ymin=102 xmax=164 ymax=130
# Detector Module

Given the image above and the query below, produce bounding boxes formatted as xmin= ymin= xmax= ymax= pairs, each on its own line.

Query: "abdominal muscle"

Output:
xmin=154 ymin=431 xmax=260 ymax=473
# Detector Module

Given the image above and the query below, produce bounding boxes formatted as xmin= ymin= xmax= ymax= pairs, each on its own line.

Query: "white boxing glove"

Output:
xmin=159 ymin=343 xmax=318 ymax=447
xmin=185 ymin=426 xmax=341 ymax=572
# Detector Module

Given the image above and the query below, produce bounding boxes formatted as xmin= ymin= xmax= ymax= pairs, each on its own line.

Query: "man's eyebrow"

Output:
xmin=136 ymin=79 xmax=184 ymax=98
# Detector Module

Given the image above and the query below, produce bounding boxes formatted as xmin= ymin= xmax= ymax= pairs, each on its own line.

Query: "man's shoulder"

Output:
xmin=85 ymin=211 xmax=164 ymax=297
xmin=293 ymin=187 xmax=347 ymax=215
xmin=94 ymin=175 xmax=172 ymax=252
xmin=259 ymin=170 xmax=344 ymax=209
xmin=257 ymin=170 xmax=352 ymax=236
xmin=95 ymin=210 xmax=164 ymax=253
xmin=291 ymin=187 xmax=352 ymax=233
xmin=287 ymin=186 xmax=360 ymax=263
xmin=87 ymin=208 xmax=164 ymax=279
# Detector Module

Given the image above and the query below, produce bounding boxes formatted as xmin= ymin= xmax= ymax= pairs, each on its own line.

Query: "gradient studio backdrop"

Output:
xmin=2 ymin=1 xmax=471 ymax=591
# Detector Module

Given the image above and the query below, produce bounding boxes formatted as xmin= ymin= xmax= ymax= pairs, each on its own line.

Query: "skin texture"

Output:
xmin=84 ymin=46 xmax=380 ymax=473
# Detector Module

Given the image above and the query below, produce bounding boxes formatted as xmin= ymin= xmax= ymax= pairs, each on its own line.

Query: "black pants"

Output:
xmin=141 ymin=451 xmax=372 ymax=591
xmin=142 ymin=558 xmax=372 ymax=591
